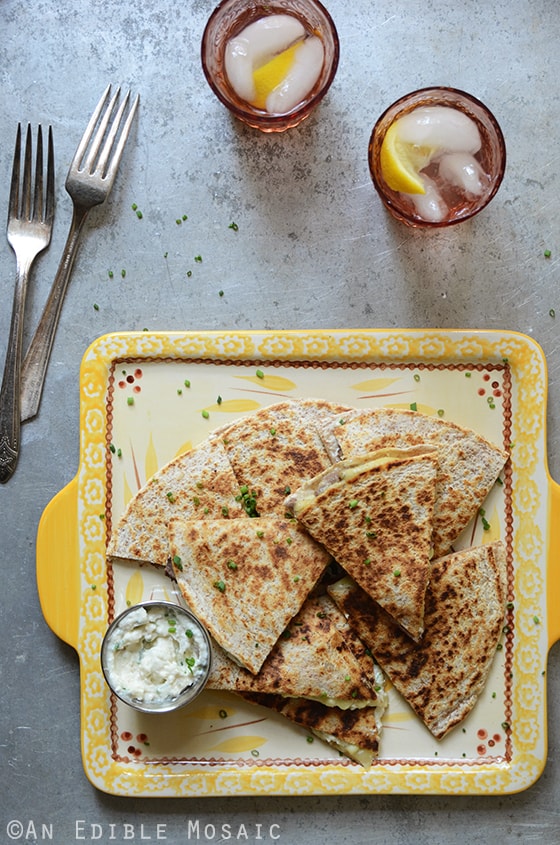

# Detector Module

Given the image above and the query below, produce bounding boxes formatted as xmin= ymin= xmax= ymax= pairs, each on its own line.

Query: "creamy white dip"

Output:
xmin=103 ymin=605 xmax=210 ymax=705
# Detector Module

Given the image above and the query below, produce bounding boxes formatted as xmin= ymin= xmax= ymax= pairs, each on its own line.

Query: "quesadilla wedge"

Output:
xmin=319 ymin=408 xmax=509 ymax=557
xmin=168 ymin=516 xmax=331 ymax=674
xmin=208 ymin=593 xmax=386 ymax=709
xmin=240 ymin=692 xmax=382 ymax=768
xmin=328 ymin=541 xmax=508 ymax=739
xmin=286 ymin=446 xmax=439 ymax=641
xmin=107 ymin=435 xmax=246 ymax=567
xmin=217 ymin=399 xmax=352 ymax=516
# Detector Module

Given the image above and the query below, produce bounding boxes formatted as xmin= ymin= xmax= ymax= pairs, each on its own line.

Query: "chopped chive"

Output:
xmin=256 ymin=369 xmax=264 ymax=379
xmin=127 ymin=396 xmax=134 ymax=406
xmin=213 ymin=580 xmax=226 ymax=593
xmin=202 ymin=409 xmax=210 ymax=419
xmin=544 ymin=249 xmax=552 ymax=258
xmin=229 ymin=221 xmax=239 ymax=231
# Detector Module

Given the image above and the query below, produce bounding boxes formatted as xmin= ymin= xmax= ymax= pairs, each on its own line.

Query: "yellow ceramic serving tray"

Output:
xmin=37 ymin=329 xmax=560 ymax=797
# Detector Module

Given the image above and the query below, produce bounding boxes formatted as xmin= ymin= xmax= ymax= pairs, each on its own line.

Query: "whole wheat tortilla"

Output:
xmin=328 ymin=541 xmax=508 ymax=739
xmin=208 ymin=593 xmax=385 ymax=708
xmin=286 ymin=446 xmax=439 ymax=641
xmin=168 ymin=516 xmax=331 ymax=674
xmin=216 ymin=399 xmax=352 ymax=516
xmin=241 ymin=692 xmax=382 ymax=768
xmin=107 ymin=435 xmax=246 ymax=566
xmin=319 ymin=408 xmax=509 ymax=557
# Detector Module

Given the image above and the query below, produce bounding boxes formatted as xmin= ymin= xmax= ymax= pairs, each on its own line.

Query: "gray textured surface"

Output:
xmin=1 ymin=0 xmax=560 ymax=842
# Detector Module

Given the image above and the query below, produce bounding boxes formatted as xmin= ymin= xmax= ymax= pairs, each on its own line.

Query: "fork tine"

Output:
xmin=71 ymin=83 xmax=112 ymax=172
xmin=81 ymin=86 xmax=122 ymax=175
xmin=7 ymin=124 xmax=22 ymax=221
xmin=102 ymin=93 xmax=140 ymax=183
xmin=96 ymin=89 xmax=131 ymax=178
xmin=45 ymin=126 xmax=55 ymax=225
xmin=22 ymin=124 xmax=33 ymax=221
xmin=33 ymin=125 xmax=44 ymax=222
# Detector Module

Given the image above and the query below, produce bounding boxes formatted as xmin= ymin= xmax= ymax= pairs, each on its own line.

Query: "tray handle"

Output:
xmin=548 ymin=477 xmax=560 ymax=649
xmin=36 ymin=476 xmax=80 ymax=650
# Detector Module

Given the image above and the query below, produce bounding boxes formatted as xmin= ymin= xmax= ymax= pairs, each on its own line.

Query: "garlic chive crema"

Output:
xmin=102 ymin=602 xmax=211 ymax=711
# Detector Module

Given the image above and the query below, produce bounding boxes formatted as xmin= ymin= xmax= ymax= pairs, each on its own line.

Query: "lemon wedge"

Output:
xmin=379 ymin=122 xmax=435 ymax=195
xmin=252 ymin=43 xmax=300 ymax=110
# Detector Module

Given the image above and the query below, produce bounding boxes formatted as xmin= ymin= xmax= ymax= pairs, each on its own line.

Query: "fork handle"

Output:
xmin=20 ymin=203 xmax=91 ymax=422
xmin=0 ymin=260 xmax=33 ymax=482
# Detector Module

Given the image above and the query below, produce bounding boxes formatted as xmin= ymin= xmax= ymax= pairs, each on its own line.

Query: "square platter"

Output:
xmin=37 ymin=329 xmax=560 ymax=796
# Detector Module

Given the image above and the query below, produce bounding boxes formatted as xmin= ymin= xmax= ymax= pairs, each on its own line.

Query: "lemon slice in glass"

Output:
xmin=252 ymin=43 xmax=300 ymax=110
xmin=380 ymin=122 xmax=435 ymax=195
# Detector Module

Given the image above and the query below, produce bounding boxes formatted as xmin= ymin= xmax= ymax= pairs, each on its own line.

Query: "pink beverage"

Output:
xmin=369 ymin=88 xmax=506 ymax=228
xmin=201 ymin=0 xmax=339 ymax=132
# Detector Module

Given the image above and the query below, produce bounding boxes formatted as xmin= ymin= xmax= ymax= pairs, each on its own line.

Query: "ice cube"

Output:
xmin=225 ymin=15 xmax=306 ymax=103
xmin=438 ymin=152 xmax=488 ymax=196
xmin=409 ymin=176 xmax=448 ymax=223
xmin=396 ymin=106 xmax=481 ymax=155
xmin=266 ymin=36 xmax=324 ymax=113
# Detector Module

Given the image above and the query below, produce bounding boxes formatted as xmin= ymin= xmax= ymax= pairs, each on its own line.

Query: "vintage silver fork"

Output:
xmin=19 ymin=84 xmax=139 ymax=423
xmin=0 ymin=124 xmax=55 ymax=483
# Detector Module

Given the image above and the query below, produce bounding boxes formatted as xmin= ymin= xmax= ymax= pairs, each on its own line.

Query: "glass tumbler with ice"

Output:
xmin=368 ymin=88 xmax=506 ymax=227
xmin=201 ymin=0 xmax=339 ymax=132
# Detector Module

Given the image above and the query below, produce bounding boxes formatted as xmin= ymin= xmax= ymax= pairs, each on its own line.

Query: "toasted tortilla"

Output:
xmin=241 ymin=692 xmax=382 ymax=768
xmin=208 ymin=593 xmax=386 ymax=709
xmin=168 ymin=516 xmax=331 ymax=674
xmin=217 ymin=399 xmax=352 ymax=516
xmin=286 ymin=446 xmax=438 ymax=641
xmin=319 ymin=408 xmax=509 ymax=557
xmin=107 ymin=435 xmax=246 ymax=566
xmin=328 ymin=541 xmax=508 ymax=739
